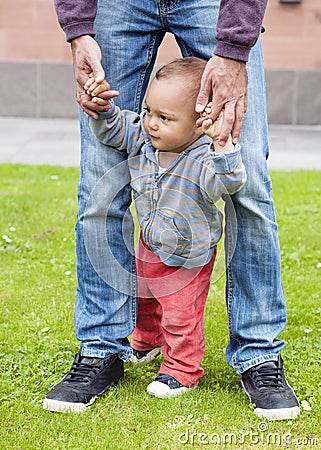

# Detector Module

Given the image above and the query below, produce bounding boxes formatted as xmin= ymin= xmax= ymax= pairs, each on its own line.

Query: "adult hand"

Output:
xmin=71 ymin=35 xmax=108 ymax=119
xmin=195 ymin=56 xmax=248 ymax=146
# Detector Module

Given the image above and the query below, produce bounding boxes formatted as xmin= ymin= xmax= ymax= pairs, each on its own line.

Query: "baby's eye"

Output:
xmin=143 ymin=106 xmax=151 ymax=114
xmin=160 ymin=115 xmax=169 ymax=122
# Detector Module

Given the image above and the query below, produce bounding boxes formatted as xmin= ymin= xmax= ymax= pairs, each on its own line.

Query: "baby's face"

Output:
xmin=143 ymin=77 xmax=201 ymax=153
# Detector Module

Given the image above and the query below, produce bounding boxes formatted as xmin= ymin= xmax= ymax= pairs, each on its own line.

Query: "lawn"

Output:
xmin=0 ymin=165 xmax=320 ymax=449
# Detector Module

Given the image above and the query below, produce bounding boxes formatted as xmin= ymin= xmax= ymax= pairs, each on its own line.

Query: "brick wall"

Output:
xmin=1 ymin=0 xmax=320 ymax=68
xmin=262 ymin=0 xmax=321 ymax=69
xmin=0 ymin=0 xmax=70 ymax=61
xmin=0 ymin=0 xmax=320 ymax=123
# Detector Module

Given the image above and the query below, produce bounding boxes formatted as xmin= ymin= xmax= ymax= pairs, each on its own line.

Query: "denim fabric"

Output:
xmin=76 ymin=0 xmax=286 ymax=369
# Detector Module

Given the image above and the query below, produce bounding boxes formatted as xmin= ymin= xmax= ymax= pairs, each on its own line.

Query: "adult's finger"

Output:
xmin=76 ymin=91 xmax=98 ymax=119
xmin=71 ymin=36 xmax=105 ymax=87
xmin=231 ymin=93 xmax=248 ymax=144
xmin=83 ymin=98 xmax=112 ymax=113
xmin=76 ymin=91 xmax=105 ymax=119
xmin=195 ymin=66 xmax=212 ymax=114
xmin=217 ymin=100 xmax=236 ymax=146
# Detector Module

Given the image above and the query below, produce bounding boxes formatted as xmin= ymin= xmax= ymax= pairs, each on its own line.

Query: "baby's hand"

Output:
xmin=200 ymin=103 xmax=223 ymax=140
xmin=196 ymin=102 xmax=213 ymax=128
xmin=84 ymin=73 xmax=119 ymax=106
xmin=200 ymin=103 xmax=234 ymax=152
xmin=85 ymin=74 xmax=109 ymax=95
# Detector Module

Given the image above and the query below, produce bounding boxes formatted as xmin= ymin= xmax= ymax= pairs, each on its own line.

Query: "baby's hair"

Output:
xmin=155 ymin=57 xmax=207 ymax=99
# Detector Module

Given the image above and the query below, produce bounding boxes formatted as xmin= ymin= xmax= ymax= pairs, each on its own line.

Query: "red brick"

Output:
xmin=0 ymin=0 xmax=320 ymax=70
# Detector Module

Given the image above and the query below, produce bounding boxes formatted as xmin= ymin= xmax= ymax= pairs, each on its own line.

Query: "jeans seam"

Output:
xmin=128 ymin=27 xmax=157 ymax=329
xmin=131 ymin=238 xmax=137 ymax=328
xmin=226 ymin=209 xmax=243 ymax=367
xmin=177 ymin=39 xmax=193 ymax=57
xmin=134 ymin=33 xmax=161 ymax=112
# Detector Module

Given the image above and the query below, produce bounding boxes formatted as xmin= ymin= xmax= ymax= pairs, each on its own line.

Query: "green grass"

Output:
xmin=0 ymin=165 xmax=320 ymax=449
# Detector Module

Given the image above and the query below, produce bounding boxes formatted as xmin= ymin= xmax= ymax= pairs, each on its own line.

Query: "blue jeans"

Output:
xmin=76 ymin=0 xmax=286 ymax=371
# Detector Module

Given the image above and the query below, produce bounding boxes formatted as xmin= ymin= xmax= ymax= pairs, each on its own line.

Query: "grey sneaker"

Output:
xmin=241 ymin=355 xmax=300 ymax=420
xmin=43 ymin=351 xmax=124 ymax=413
xmin=129 ymin=346 xmax=164 ymax=364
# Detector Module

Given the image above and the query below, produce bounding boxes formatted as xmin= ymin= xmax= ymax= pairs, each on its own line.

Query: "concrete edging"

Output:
xmin=1 ymin=62 xmax=321 ymax=125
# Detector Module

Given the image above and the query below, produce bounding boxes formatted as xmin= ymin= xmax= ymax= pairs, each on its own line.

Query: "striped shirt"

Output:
xmin=89 ymin=102 xmax=246 ymax=268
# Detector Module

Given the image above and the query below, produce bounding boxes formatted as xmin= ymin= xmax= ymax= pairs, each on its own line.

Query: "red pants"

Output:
xmin=132 ymin=236 xmax=216 ymax=387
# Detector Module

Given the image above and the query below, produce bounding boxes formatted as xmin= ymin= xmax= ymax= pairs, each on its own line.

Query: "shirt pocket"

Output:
xmin=147 ymin=210 xmax=190 ymax=256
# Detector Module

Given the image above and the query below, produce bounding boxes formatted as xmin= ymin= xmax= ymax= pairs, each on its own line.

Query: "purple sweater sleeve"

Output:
xmin=54 ymin=0 xmax=267 ymax=61
xmin=54 ymin=0 xmax=97 ymax=42
xmin=214 ymin=0 xmax=268 ymax=62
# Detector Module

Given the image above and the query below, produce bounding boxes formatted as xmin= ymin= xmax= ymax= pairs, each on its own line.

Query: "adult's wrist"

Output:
xmin=70 ymin=34 xmax=94 ymax=49
xmin=65 ymin=22 xmax=95 ymax=43
xmin=214 ymin=41 xmax=250 ymax=63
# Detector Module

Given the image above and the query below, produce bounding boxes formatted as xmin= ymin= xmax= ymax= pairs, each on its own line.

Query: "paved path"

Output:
xmin=0 ymin=117 xmax=321 ymax=169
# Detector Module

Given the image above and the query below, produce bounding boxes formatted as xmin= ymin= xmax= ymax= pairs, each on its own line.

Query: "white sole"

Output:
xmin=43 ymin=396 xmax=96 ymax=413
xmin=254 ymin=406 xmax=300 ymax=421
xmin=147 ymin=380 xmax=194 ymax=399
xmin=241 ymin=379 xmax=301 ymax=421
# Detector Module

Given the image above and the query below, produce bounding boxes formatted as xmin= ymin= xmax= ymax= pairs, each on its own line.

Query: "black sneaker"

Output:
xmin=129 ymin=346 xmax=164 ymax=364
xmin=241 ymin=355 xmax=300 ymax=420
xmin=43 ymin=351 xmax=124 ymax=413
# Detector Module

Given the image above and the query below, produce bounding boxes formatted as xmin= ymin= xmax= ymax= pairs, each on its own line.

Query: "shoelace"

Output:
xmin=64 ymin=358 xmax=102 ymax=383
xmin=252 ymin=363 xmax=284 ymax=389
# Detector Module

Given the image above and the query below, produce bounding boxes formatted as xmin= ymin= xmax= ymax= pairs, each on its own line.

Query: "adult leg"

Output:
xmin=167 ymin=0 xmax=299 ymax=419
xmin=75 ymin=0 xmax=168 ymax=358
xmin=167 ymin=0 xmax=285 ymax=371
xmin=225 ymin=44 xmax=299 ymax=420
xmin=224 ymin=42 xmax=286 ymax=372
xmin=44 ymin=0 xmax=169 ymax=412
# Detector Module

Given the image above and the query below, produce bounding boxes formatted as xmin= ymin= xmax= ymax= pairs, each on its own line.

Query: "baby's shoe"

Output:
xmin=147 ymin=373 xmax=195 ymax=398
xmin=130 ymin=346 xmax=163 ymax=364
